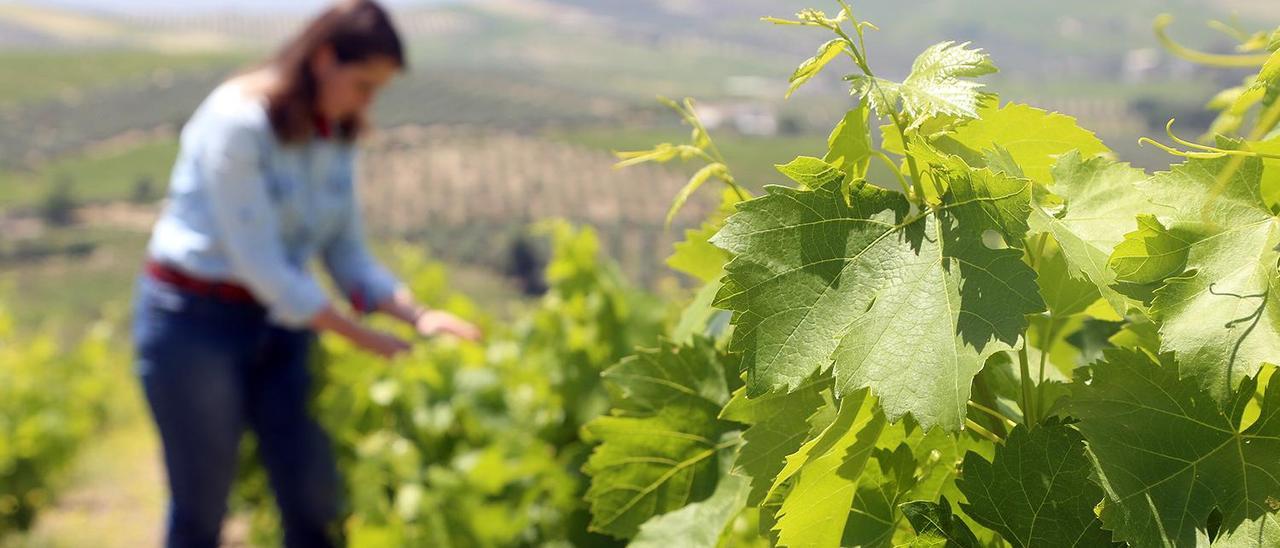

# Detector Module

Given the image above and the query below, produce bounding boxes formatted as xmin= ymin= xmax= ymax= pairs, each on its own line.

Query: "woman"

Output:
xmin=131 ymin=2 xmax=479 ymax=546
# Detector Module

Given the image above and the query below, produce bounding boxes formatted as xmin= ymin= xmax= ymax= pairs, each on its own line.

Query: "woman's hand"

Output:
xmin=373 ymin=288 xmax=481 ymax=342
xmin=415 ymin=310 xmax=482 ymax=341
xmin=351 ymin=326 xmax=413 ymax=358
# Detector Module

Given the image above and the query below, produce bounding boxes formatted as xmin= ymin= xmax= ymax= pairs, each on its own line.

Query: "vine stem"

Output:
xmin=1032 ymin=232 xmax=1049 ymax=266
xmin=1035 ymin=317 xmax=1057 ymax=424
xmin=871 ymin=150 xmax=912 ymax=197
xmin=1200 ymin=96 xmax=1280 ymax=224
xmin=831 ymin=19 xmax=927 ymax=207
xmin=1154 ymin=14 xmax=1270 ymax=68
xmin=681 ymin=99 xmax=728 ymax=165
xmin=894 ymin=114 xmax=927 ymax=205
xmin=965 ymin=418 xmax=1004 ymax=444
xmin=1018 ymin=344 xmax=1035 ymax=428
xmin=967 ymin=400 xmax=1018 ymax=430
xmin=1019 ymin=233 xmax=1051 ymax=427
xmin=678 ymin=100 xmax=748 ymax=202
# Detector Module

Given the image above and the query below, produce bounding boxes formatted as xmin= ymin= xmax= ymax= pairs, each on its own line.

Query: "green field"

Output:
xmin=0 ymin=138 xmax=178 ymax=208
xmin=0 ymin=50 xmax=242 ymax=108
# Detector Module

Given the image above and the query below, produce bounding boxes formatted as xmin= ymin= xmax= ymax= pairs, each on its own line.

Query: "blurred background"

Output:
xmin=0 ymin=0 xmax=1277 ymax=546
xmin=3 ymin=0 xmax=1279 ymax=324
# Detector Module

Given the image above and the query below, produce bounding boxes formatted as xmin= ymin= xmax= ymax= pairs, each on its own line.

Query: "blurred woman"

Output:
xmin=131 ymin=1 xmax=479 ymax=546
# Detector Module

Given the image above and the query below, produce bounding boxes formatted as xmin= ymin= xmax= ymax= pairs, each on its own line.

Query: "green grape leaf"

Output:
xmin=957 ymin=422 xmax=1115 ymax=548
xmin=1070 ymin=349 xmax=1280 ymax=548
xmin=672 ymin=279 xmax=723 ymax=345
xmin=666 ymin=162 xmax=728 ymax=229
xmin=843 ymin=443 xmax=918 ymax=547
xmin=1250 ymin=50 xmax=1280 ymax=94
xmin=901 ymin=496 xmax=980 ymax=548
xmin=713 ymin=167 xmax=1044 ymax=430
xmin=849 ymin=41 xmax=996 ymax=128
xmin=1211 ymin=512 xmax=1280 ymax=547
xmin=904 ymin=425 xmax=984 ymax=506
xmin=668 ymin=188 xmax=745 ymax=283
xmin=719 ymin=376 xmax=831 ymax=506
xmin=788 ymin=39 xmax=848 ymax=99
xmin=880 ymin=114 xmax=960 ymax=158
xmin=1036 ymin=237 xmax=1103 ymax=318
xmin=1028 ymin=151 xmax=1153 ymax=315
xmin=1250 ymin=139 xmax=1280 ymax=214
xmin=775 ymin=156 xmax=846 ymax=190
xmin=937 ymin=102 xmax=1109 ymax=185
xmin=629 ymin=445 xmax=750 ymax=548
xmin=1109 ymin=214 xmax=1193 ymax=284
xmin=600 ymin=338 xmax=731 ymax=413
xmin=841 ymin=418 xmax=991 ymax=547
xmin=1107 ymin=316 xmax=1162 ymax=357
xmin=773 ymin=390 xmax=885 ymax=548
xmin=583 ymin=338 xmax=737 ymax=538
xmin=1209 ymin=85 xmax=1262 ymax=137
xmin=1137 ymin=152 xmax=1280 ymax=401
xmin=825 ymin=102 xmax=873 ymax=178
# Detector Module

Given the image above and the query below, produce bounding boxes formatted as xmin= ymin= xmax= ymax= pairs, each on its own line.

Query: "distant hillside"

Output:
xmin=2 ymin=0 xmax=1278 ymax=173
xmin=5 ymin=0 xmax=1277 ymax=86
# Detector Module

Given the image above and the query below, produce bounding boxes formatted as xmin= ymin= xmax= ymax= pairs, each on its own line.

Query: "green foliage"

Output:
xmin=712 ymin=166 xmax=1043 ymax=431
xmin=1109 ymin=214 xmax=1191 ymax=285
xmin=667 ymin=188 xmax=744 ymax=285
xmin=612 ymin=97 xmax=747 ymax=229
xmin=849 ymin=41 xmax=997 ymax=129
xmin=15 ymin=5 xmax=1280 ymax=547
xmin=956 ymin=422 xmax=1113 ymax=548
xmin=1027 ymin=151 xmax=1151 ymax=315
xmin=719 ymin=377 xmax=829 ymax=507
xmin=583 ymin=337 xmax=740 ymax=538
xmin=0 ymin=306 xmax=123 ymax=538
xmin=1072 ymin=350 xmax=1280 ymax=548
xmin=1131 ymin=150 xmax=1280 ymax=402
xmin=823 ymin=103 xmax=873 ymax=179
xmin=584 ymin=3 xmax=1280 ymax=548
xmin=940 ymin=102 xmax=1109 ymax=185
xmin=38 ymin=178 xmax=76 ymax=227
xmin=901 ymin=497 xmax=979 ymax=548
xmin=235 ymin=224 xmax=666 ymax=547
xmin=518 ymin=221 xmax=666 ymax=441
xmin=787 ymin=39 xmax=848 ymax=99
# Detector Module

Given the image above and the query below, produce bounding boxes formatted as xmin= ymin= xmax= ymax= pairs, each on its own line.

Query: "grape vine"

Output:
xmin=586 ymin=3 xmax=1280 ymax=547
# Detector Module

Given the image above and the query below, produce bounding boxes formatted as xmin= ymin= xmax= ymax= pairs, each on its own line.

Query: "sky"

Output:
xmin=14 ymin=0 xmax=466 ymax=15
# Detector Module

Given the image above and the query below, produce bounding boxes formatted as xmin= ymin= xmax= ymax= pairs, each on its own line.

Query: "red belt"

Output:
xmin=145 ymin=260 xmax=259 ymax=304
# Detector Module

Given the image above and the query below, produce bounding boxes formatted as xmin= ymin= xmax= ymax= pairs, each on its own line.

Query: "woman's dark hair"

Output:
xmin=263 ymin=0 xmax=406 ymax=143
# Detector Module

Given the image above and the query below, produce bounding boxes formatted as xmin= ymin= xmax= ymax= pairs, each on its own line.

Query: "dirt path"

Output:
xmin=10 ymin=402 xmax=249 ymax=548
xmin=12 ymin=417 xmax=167 ymax=548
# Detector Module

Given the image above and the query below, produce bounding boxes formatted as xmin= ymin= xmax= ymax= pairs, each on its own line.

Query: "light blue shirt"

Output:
xmin=146 ymin=81 xmax=402 ymax=328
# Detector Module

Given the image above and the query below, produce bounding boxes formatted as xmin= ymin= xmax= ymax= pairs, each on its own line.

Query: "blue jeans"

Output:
xmin=131 ymin=275 xmax=341 ymax=548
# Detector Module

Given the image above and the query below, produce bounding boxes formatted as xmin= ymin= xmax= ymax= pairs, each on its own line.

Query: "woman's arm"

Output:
xmin=322 ymin=154 xmax=480 ymax=342
xmin=311 ymin=305 xmax=411 ymax=358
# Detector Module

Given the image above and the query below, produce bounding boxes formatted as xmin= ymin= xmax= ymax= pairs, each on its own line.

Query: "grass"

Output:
xmin=0 ymin=50 xmax=241 ymax=108
xmin=0 ymin=227 xmax=148 ymax=331
xmin=0 ymin=138 xmax=178 ymax=209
